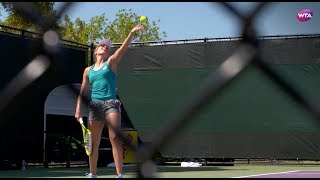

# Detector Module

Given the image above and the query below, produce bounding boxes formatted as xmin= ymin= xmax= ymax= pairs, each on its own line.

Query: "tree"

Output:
xmin=59 ymin=13 xmax=108 ymax=45
xmin=1 ymin=4 xmax=167 ymax=44
xmin=60 ymin=8 xmax=167 ymax=45
xmin=105 ymin=8 xmax=167 ymax=43
xmin=0 ymin=2 xmax=57 ymax=32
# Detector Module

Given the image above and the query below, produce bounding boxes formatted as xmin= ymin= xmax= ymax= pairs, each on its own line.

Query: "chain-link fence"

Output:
xmin=1 ymin=2 xmax=320 ymax=177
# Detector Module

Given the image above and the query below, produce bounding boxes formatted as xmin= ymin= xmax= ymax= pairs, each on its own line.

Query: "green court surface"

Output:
xmin=0 ymin=165 xmax=320 ymax=178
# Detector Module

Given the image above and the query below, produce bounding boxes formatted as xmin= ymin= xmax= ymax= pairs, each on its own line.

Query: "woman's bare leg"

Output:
xmin=88 ymin=120 xmax=104 ymax=175
xmin=107 ymin=112 xmax=123 ymax=176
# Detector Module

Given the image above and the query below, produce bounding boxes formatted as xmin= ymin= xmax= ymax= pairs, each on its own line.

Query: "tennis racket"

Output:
xmin=79 ymin=117 xmax=92 ymax=156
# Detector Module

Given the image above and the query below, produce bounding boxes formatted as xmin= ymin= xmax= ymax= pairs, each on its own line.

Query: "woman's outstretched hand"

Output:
xmin=131 ymin=25 xmax=144 ymax=34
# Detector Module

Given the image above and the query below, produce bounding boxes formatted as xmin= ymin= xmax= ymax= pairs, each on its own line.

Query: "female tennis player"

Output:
xmin=75 ymin=24 xmax=144 ymax=178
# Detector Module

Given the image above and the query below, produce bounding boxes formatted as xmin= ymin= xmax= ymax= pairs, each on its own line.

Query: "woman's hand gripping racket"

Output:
xmin=79 ymin=117 xmax=92 ymax=156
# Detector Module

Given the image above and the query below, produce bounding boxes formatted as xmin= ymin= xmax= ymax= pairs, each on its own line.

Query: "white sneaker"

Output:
xmin=116 ymin=174 xmax=123 ymax=178
xmin=85 ymin=173 xmax=97 ymax=178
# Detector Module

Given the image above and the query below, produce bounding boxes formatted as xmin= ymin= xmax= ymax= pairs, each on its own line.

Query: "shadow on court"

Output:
xmin=0 ymin=165 xmax=250 ymax=178
xmin=1 ymin=165 xmax=320 ymax=178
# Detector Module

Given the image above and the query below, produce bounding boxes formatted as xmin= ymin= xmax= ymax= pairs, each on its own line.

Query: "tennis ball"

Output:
xmin=140 ymin=16 xmax=147 ymax=22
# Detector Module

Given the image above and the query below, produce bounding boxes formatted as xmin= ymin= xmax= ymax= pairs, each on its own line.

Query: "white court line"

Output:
xmin=294 ymin=170 xmax=320 ymax=172
xmin=291 ymin=170 xmax=320 ymax=174
xmin=232 ymin=170 xmax=301 ymax=178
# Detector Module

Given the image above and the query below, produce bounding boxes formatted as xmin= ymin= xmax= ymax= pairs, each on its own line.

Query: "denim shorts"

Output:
xmin=88 ymin=99 xmax=121 ymax=121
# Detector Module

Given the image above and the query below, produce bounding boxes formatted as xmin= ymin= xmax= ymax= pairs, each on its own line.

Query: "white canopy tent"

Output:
xmin=43 ymin=83 xmax=91 ymax=166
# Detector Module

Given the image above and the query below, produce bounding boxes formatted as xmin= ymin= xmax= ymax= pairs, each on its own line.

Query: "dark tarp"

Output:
xmin=116 ymin=36 xmax=320 ymax=159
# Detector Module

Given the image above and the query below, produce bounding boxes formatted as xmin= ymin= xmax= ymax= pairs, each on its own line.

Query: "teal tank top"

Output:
xmin=88 ymin=61 xmax=116 ymax=101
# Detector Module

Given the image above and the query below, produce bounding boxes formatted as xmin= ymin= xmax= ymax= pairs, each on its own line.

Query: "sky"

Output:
xmin=1 ymin=2 xmax=319 ymax=41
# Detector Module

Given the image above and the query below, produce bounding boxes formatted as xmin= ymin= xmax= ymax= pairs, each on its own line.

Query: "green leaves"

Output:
xmin=1 ymin=4 xmax=167 ymax=44
xmin=1 ymin=2 xmax=56 ymax=32
xmin=105 ymin=8 xmax=167 ymax=43
xmin=59 ymin=14 xmax=108 ymax=44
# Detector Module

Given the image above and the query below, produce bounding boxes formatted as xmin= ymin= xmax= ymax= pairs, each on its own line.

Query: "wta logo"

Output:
xmin=297 ymin=9 xmax=313 ymax=22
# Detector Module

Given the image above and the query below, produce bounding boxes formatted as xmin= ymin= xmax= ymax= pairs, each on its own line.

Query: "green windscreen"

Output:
xmin=116 ymin=36 xmax=320 ymax=159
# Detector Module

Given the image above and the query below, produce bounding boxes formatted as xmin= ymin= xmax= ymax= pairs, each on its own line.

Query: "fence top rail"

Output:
xmin=1 ymin=24 xmax=320 ymax=48
xmin=112 ymin=33 xmax=320 ymax=47
xmin=0 ymin=24 xmax=91 ymax=48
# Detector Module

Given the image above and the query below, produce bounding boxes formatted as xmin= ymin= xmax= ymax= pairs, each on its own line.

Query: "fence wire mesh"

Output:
xmin=1 ymin=2 xmax=319 ymax=178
